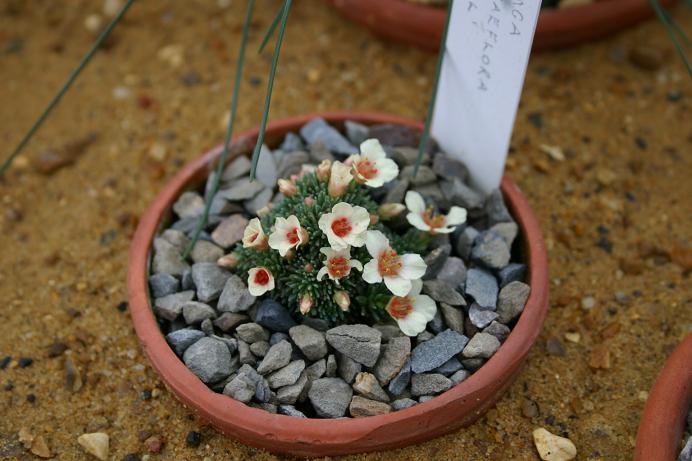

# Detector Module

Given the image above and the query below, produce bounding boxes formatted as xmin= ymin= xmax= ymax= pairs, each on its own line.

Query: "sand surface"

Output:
xmin=1 ymin=1 xmax=690 ymax=460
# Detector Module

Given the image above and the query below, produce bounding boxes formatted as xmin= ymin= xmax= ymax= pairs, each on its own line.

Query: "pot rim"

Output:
xmin=326 ymin=0 xmax=679 ymax=52
xmin=634 ymin=333 xmax=692 ymax=461
xmin=127 ymin=111 xmax=549 ymax=456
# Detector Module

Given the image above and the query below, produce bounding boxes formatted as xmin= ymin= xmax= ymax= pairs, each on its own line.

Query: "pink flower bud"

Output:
xmin=303 ymin=196 xmax=315 ymax=206
xmin=316 ymin=159 xmax=331 ymax=181
xmin=217 ymin=253 xmax=239 ymax=268
xmin=278 ymin=179 xmax=297 ymax=197
xmin=333 ymin=291 xmax=350 ymax=312
xmin=299 ymin=294 xmax=313 ymax=315
xmin=378 ymin=203 xmax=406 ymax=219
xmin=328 ymin=161 xmax=353 ymax=198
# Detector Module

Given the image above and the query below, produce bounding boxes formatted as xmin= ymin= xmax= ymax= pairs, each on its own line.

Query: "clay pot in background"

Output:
xmin=634 ymin=334 xmax=692 ymax=461
xmin=327 ymin=0 xmax=679 ymax=52
xmin=127 ymin=112 xmax=550 ymax=457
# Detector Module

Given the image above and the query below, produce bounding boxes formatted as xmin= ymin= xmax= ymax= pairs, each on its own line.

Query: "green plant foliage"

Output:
xmin=234 ymin=173 xmax=429 ymax=324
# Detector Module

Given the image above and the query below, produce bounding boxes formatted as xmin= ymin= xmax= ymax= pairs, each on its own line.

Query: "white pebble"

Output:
xmin=84 ymin=14 xmax=103 ymax=33
xmin=533 ymin=428 xmax=577 ymax=461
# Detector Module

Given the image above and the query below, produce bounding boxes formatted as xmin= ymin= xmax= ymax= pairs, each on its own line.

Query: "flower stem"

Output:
xmin=0 ymin=0 xmax=135 ymax=176
xmin=249 ymin=0 xmax=292 ymax=181
xmin=258 ymin=5 xmax=284 ymax=53
xmin=650 ymin=0 xmax=692 ymax=77
xmin=414 ymin=0 xmax=454 ymax=177
xmin=182 ymin=0 xmax=255 ymax=259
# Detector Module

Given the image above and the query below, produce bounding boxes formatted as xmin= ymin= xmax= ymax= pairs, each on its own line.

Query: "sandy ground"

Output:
xmin=1 ymin=1 xmax=691 ymax=460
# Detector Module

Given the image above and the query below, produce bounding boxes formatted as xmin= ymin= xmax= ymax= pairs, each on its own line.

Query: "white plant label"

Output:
xmin=431 ymin=0 xmax=541 ymax=193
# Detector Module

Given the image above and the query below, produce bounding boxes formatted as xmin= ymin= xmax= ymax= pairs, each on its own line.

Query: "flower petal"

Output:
xmin=316 ymin=266 xmax=328 ymax=281
xmin=406 ymin=212 xmax=431 ymax=232
xmin=360 ymin=138 xmax=386 ymax=161
xmin=409 ymin=278 xmax=423 ymax=296
xmin=377 ymin=157 xmax=399 ymax=184
xmin=365 ymin=230 xmax=389 ymax=258
xmin=396 ymin=311 xmax=429 ymax=337
xmin=384 ymin=276 xmax=412 ymax=297
xmin=405 ymin=191 xmax=426 ymax=214
xmin=445 ymin=206 xmax=468 ymax=227
xmin=412 ymin=294 xmax=437 ymax=322
xmin=350 ymin=259 xmax=363 ymax=272
xmin=362 ymin=259 xmax=382 ymax=284
xmin=399 ymin=253 xmax=427 ymax=280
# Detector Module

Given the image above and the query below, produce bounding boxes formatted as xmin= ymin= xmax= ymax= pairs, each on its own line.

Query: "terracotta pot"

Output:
xmin=127 ymin=112 xmax=550 ymax=457
xmin=634 ymin=334 xmax=692 ymax=461
xmin=327 ymin=0 xmax=679 ymax=52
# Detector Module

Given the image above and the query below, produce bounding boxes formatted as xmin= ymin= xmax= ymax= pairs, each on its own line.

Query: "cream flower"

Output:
xmin=350 ymin=138 xmax=399 ymax=188
xmin=316 ymin=247 xmax=364 ymax=283
xmin=405 ymin=191 xmax=467 ymax=234
xmin=268 ymin=215 xmax=309 ymax=257
xmin=247 ymin=267 xmax=275 ymax=296
xmin=328 ymin=161 xmax=353 ymax=198
xmin=362 ymin=230 xmax=427 ymax=297
xmin=317 ymin=202 xmax=370 ymax=251
xmin=242 ymin=218 xmax=268 ymax=250
xmin=385 ymin=279 xmax=437 ymax=336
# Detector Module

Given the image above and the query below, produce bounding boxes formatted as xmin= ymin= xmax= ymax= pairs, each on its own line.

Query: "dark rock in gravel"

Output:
xmin=289 ymin=325 xmax=328 ymax=361
xmin=468 ymin=304 xmax=499 ymax=329
xmin=255 ymin=377 xmax=276 ymax=403
xmin=372 ymin=335 xmax=410 ymax=385
xmin=223 ymin=374 xmax=255 ymax=403
xmin=462 ymin=332 xmax=501 ymax=359
xmin=423 ymin=244 xmax=451 ymax=280
xmin=372 ymin=324 xmax=404 ymax=342
xmin=465 ymin=268 xmax=498 ymax=309
xmin=460 ymin=357 xmax=485 ymax=371
xmin=244 ymin=188 xmax=273 ymax=216
xmin=411 ymin=329 xmax=469 ymax=374
xmin=276 ymin=372 xmax=308 ymax=405
xmin=301 ymin=317 xmax=331 ymax=332
xmin=491 ymin=222 xmax=519 ymax=248
xmin=173 ymin=191 xmax=205 ymax=218
xmin=181 ymin=269 xmax=194 ymax=291
xmin=300 ymin=118 xmax=357 ymax=156
xmin=213 ymin=313 xmax=249 ymax=332
xmin=217 ymin=275 xmax=255 ymax=313
xmin=326 ymin=324 xmax=382 ymax=367
xmin=411 ymin=373 xmax=452 ymax=396
xmin=391 ymin=146 xmax=429 ymax=166
xmin=433 ymin=154 xmax=469 ymax=182
xmin=368 ymin=123 xmax=419 ymax=147
xmin=161 ymin=229 xmax=190 ymax=249
xmin=183 ymin=337 xmax=233 ymax=383
xmin=344 ymin=120 xmax=369 ymax=145
xmin=326 ymin=354 xmax=337 ymax=377
xmin=47 ymin=342 xmax=68 ymax=358
xmin=392 ymin=398 xmax=418 ymax=410
xmin=166 ymin=329 xmax=204 ymax=356
xmin=423 ymin=281 xmax=466 ymax=306
xmin=437 ymin=257 xmax=467 ymax=289
xmin=249 ymin=341 xmax=269 ymax=358
xmin=269 ymin=332 xmax=289 ymax=346
xmin=277 ymin=151 xmax=310 ymax=178
xmin=210 ymin=214 xmax=248 ymax=249
xmin=201 ymin=318 xmax=214 ymax=335
xmin=427 ymin=309 xmax=446 ymax=334
xmin=236 ymin=323 xmax=269 ymax=344
xmin=496 ymin=281 xmax=531 ymax=323
xmin=222 ymin=156 xmax=252 ymax=181
xmin=255 ymin=300 xmax=297 ymax=332
xmin=190 ymin=240 xmax=224 ymax=264
xmin=440 ymin=303 xmax=465 ymax=334
xmin=182 ymin=301 xmax=216 ymax=325
xmin=212 ymin=336 xmax=238 ymax=355
xmin=400 ymin=165 xmax=436 ymax=186
xmin=308 ymin=377 xmax=353 ymax=418
xmin=433 ymin=357 xmax=463 ymax=376
xmin=306 ymin=359 xmax=326 ymax=381
xmin=337 ymin=353 xmax=362 ymax=384
xmin=413 ymin=183 xmax=449 ymax=210
xmin=219 ymin=178 xmax=264 ymax=202
xmin=471 ymin=231 xmax=511 ymax=269
xmin=387 ymin=360 xmax=411 ymax=396
xmin=152 ymin=238 xmax=189 ymax=276
xmin=455 ymin=226 xmax=479 ymax=261
xmin=442 ymin=178 xmax=485 ymax=210
xmin=546 ymin=337 xmax=566 ymax=356
xmin=450 ymin=369 xmax=470 ymax=385
xmin=278 ymin=405 xmax=307 ymax=418
xmin=485 ymin=189 xmax=513 ymax=226
xmin=349 ymin=396 xmax=392 ymax=417
xmin=384 ymin=179 xmax=409 ymax=204
xmin=309 ymin=141 xmax=335 ymax=163
xmin=237 ymin=340 xmax=256 ymax=366
xmin=678 ymin=437 xmax=692 ymax=461
xmin=280 ymin=132 xmax=305 ymax=152
xmin=185 ymin=431 xmax=201 ymax=448
xmin=483 ymin=321 xmax=511 ymax=342
xmin=498 ymin=263 xmax=526 ymax=287
xmin=257 ymin=340 xmax=292 ymax=374
xmin=254 ymin=145 xmax=279 ymax=188
xmin=353 ymin=372 xmax=390 ymax=402
xmin=149 ymin=273 xmax=180 ymax=298
xmin=154 ymin=290 xmax=195 ymax=321
xmin=267 ymin=360 xmax=305 ymax=389
xmin=191 ymin=263 xmax=231 ymax=302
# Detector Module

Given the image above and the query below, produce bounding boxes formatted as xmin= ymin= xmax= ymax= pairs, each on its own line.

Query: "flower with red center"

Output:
xmin=318 ymin=202 xmax=370 ymax=251
xmin=328 ymin=161 xmax=353 ymax=198
xmin=362 ymin=230 xmax=427 ymax=296
xmin=242 ymin=218 xmax=268 ymax=250
xmin=316 ymin=247 xmax=363 ymax=283
xmin=405 ymin=191 xmax=467 ymax=234
xmin=247 ymin=267 xmax=275 ymax=296
xmin=385 ymin=280 xmax=436 ymax=336
xmin=268 ymin=215 xmax=309 ymax=257
xmin=350 ymin=139 xmax=399 ymax=188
